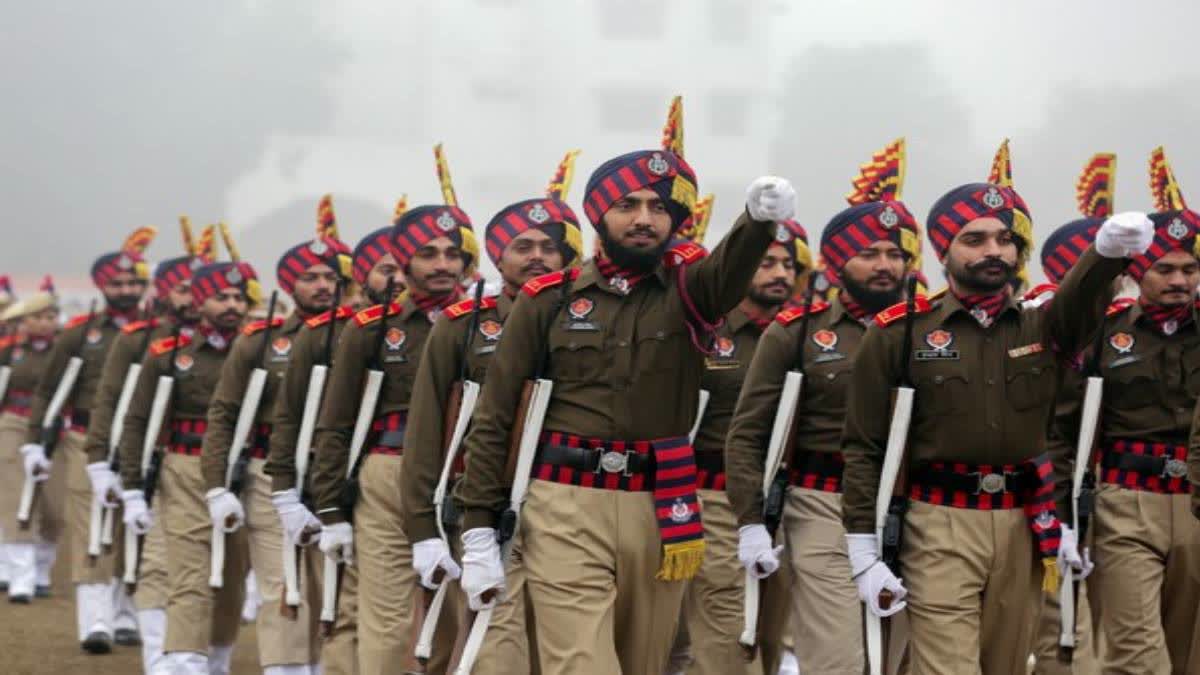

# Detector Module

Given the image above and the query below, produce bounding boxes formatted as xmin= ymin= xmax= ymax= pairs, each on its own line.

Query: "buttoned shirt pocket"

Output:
xmin=1005 ymin=350 xmax=1057 ymax=411
xmin=634 ymin=313 xmax=689 ymax=376
xmin=805 ymin=361 xmax=854 ymax=410
xmin=1104 ymin=349 xmax=1158 ymax=411
xmin=914 ymin=362 xmax=970 ymax=416
xmin=1182 ymin=346 xmax=1200 ymax=398
xmin=548 ymin=329 xmax=606 ymax=382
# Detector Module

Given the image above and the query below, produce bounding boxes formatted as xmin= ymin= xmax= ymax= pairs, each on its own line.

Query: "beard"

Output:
xmin=948 ymin=257 xmax=1016 ymax=294
xmin=839 ymin=271 xmax=903 ymax=313
xmin=747 ymin=281 xmax=793 ymax=308
xmin=598 ymin=226 xmax=670 ymax=273
xmin=294 ymin=295 xmax=333 ymax=317
xmin=106 ymin=293 xmax=141 ymax=312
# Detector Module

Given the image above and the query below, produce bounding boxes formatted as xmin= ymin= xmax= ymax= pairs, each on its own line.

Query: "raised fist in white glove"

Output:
xmin=320 ymin=522 xmax=355 ymax=566
xmin=413 ymin=538 xmax=463 ymax=590
xmin=745 ymin=176 xmax=797 ymax=223
xmin=122 ymin=489 xmax=154 ymax=535
xmin=847 ymin=533 xmax=907 ymax=618
xmin=737 ymin=524 xmax=784 ymax=579
xmin=460 ymin=528 xmax=505 ymax=611
xmin=86 ymin=461 xmax=122 ymax=508
xmin=205 ymin=487 xmax=245 ymax=533
xmin=1095 ymin=211 xmax=1154 ymax=258
xmin=271 ymin=489 xmax=322 ymax=547
xmin=20 ymin=443 xmax=51 ymax=482
xmin=1057 ymin=524 xmax=1095 ymax=580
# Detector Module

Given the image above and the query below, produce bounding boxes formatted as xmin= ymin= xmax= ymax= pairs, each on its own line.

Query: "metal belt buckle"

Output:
xmin=973 ymin=472 xmax=1006 ymax=494
xmin=597 ymin=449 xmax=633 ymax=477
xmin=1163 ymin=458 xmax=1188 ymax=479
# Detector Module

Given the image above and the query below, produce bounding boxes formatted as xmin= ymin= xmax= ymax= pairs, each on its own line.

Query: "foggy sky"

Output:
xmin=4 ymin=0 xmax=1200 ymax=297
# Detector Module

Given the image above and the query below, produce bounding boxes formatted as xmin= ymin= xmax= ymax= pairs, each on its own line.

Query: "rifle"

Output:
xmin=125 ymin=324 xmax=183 ymax=593
xmin=211 ymin=291 xmax=278 ymax=589
xmin=416 ymin=282 xmax=486 ymax=664
xmin=1057 ymin=317 xmax=1105 ymax=663
xmin=456 ymin=279 xmax=572 ymax=675
xmin=740 ymin=283 xmax=816 ymax=660
xmin=865 ymin=274 xmax=919 ymax=675
xmin=282 ymin=284 xmax=342 ymax=620
xmin=321 ymin=280 xmax=395 ymax=635
xmin=0 ymin=365 xmax=11 ymax=416
xmin=18 ymin=300 xmax=96 ymax=530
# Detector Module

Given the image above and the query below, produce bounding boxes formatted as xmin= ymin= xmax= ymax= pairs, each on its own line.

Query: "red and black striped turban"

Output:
xmin=926 ymin=182 xmax=1033 ymax=262
xmin=275 ymin=236 xmax=352 ymax=295
xmin=484 ymin=198 xmax=584 ymax=267
xmin=1127 ymin=209 xmax=1200 ymax=281
xmin=582 ymin=149 xmax=697 ymax=232
xmin=1041 ymin=219 xmax=1100 ymax=284
xmin=389 ymin=205 xmax=478 ymax=271
xmin=192 ymin=262 xmax=260 ymax=306
xmin=153 ymin=256 xmax=201 ymax=298
xmin=819 ymin=201 xmax=921 ymax=273
xmin=352 ymin=227 xmax=393 ymax=285
xmin=92 ymin=251 xmax=150 ymax=288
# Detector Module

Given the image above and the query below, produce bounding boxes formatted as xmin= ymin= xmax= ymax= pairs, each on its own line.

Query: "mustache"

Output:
xmin=966 ymin=258 xmax=1014 ymax=273
xmin=1163 ymin=286 xmax=1192 ymax=294
xmin=521 ymin=262 xmax=550 ymax=274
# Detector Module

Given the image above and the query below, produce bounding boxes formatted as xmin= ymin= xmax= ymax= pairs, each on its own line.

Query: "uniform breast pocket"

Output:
xmin=915 ymin=365 xmax=970 ymax=416
xmin=1005 ymin=352 xmax=1057 ymax=411
xmin=1183 ymin=347 xmax=1200 ymax=397
xmin=1105 ymin=361 xmax=1158 ymax=410
xmin=634 ymin=318 xmax=688 ymax=376
xmin=805 ymin=364 xmax=853 ymax=409
xmin=548 ymin=330 xmax=606 ymax=381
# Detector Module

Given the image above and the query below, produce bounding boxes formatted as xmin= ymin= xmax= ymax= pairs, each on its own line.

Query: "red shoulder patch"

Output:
xmin=148 ymin=334 xmax=193 ymax=357
xmin=522 ymin=269 xmax=581 ymax=297
xmin=242 ymin=316 xmax=286 ymax=336
xmin=1022 ymin=283 xmax=1058 ymax=302
xmin=444 ymin=296 xmax=499 ymax=320
xmin=1106 ymin=297 xmax=1136 ymax=317
xmin=874 ymin=295 xmax=933 ymax=327
xmin=305 ymin=305 xmax=355 ymax=329
xmin=664 ymin=241 xmax=708 ymax=269
xmin=775 ymin=301 xmax=831 ymax=326
xmin=65 ymin=313 xmax=91 ymax=329
xmin=353 ymin=302 xmax=402 ymax=327
xmin=121 ymin=318 xmax=158 ymax=334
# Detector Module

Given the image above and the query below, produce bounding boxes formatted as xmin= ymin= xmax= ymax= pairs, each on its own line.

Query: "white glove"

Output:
xmin=1057 ymin=524 xmax=1095 ymax=580
xmin=737 ymin=524 xmax=784 ymax=579
xmin=413 ymin=538 xmax=463 ymax=590
xmin=847 ymin=533 xmax=907 ymax=618
xmin=745 ymin=176 xmax=797 ymax=223
xmin=20 ymin=443 xmax=51 ymax=482
xmin=121 ymin=489 xmax=154 ymax=535
xmin=86 ymin=461 xmax=123 ymax=508
xmin=1095 ymin=211 xmax=1154 ymax=258
xmin=460 ymin=527 xmax=506 ymax=611
xmin=270 ymin=489 xmax=322 ymax=547
xmin=205 ymin=487 xmax=245 ymax=533
xmin=319 ymin=522 xmax=355 ymax=566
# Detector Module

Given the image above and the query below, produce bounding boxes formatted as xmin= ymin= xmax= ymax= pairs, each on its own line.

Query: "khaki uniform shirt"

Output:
xmin=3 ymin=336 xmax=56 ymax=406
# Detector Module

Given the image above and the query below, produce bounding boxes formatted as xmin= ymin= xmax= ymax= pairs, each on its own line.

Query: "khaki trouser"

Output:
xmin=160 ymin=452 xmax=249 ymax=652
xmin=522 ymin=479 xmax=686 ymax=674
xmin=356 ymin=453 xmax=456 ymax=674
xmin=244 ymin=458 xmax=323 ymax=666
xmin=133 ymin=515 xmax=170 ymax=610
xmin=322 ymin=557 xmax=360 ymax=675
xmin=470 ymin=532 xmax=538 ymax=675
xmin=682 ymin=489 xmax=771 ymax=675
xmin=0 ymin=412 xmax=65 ymax=543
xmin=781 ymin=488 xmax=864 ymax=674
xmin=1090 ymin=484 xmax=1200 ymax=674
xmin=901 ymin=500 xmax=1042 ymax=675
xmin=62 ymin=431 xmax=121 ymax=584
xmin=1031 ymin=577 xmax=1096 ymax=674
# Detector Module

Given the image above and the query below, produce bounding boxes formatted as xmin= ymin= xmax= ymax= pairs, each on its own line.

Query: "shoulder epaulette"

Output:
xmin=1106 ymin=297 xmax=1136 ymax=317
xmin=65 ymin=313 xmax=91 ymax=329
xmin=445 ymin=296 xmax=498 ymax=320
xmin=522 ymin=268 xmax=581 ymax=297
xmin=775 ymin=301 xmax=831 ymax=326
xmin=353 ymin=302 xmax=402 ymax=327
xmin=121 ymin=318 xmax=158 ymax=335
xmin=1022 ymin=283 xmax=1058 ymax=302
xmin=873 ymin=295 xmax=933 ymax=327
xmin=149 ymin=334 xmax=193 ymax=357
xmin=242 ymin=316 xmax=286 ymax=336
xmin=305 ymin=306 xmax=355 ymax=329
xmin=664 ymin=241 xmax=708 ymax=268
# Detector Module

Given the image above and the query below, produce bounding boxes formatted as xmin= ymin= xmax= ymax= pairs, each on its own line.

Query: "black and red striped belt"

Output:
xmin=909 ymin=460 xmax=1040 ymax=509
xmin=366 ymin=411 xmax=408 ymax=456
xmin=63 ymin=407 xmax=89 ymax=433
xmin=1101 ymin=440 xmax=1191 ymax=494
xmin=788 ymin=451 xmax=845 ymax=493
xmin=169 ymin=419 xmax=207 ymax=456
xmin=2 ymin=388 xmax=33 ymax=417
xmin=533 ymin=431 xmax=657 ymax=491
xmin=694 ymin=452 xmax=725 ymax=490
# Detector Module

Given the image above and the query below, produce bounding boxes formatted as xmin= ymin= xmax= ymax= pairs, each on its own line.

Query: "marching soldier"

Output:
xmin=453 ymin=145 xmax=793 ymax=673
xmin=201 ymin=201 xmax=352 ymax=675
xmin=728 ymin=139 xmax=920 ymax=675
xmin=1088 ymin=147 xmax=1200 ymax=674
xmin=118 ymin=246 xmax=260 ymax=675
xmin=840 ymin=143 xmax=1152 ymax=674
xmin=0 ymin=280 xmax=66 ymax=603
xmin=400 ymin=152 xmax=583 ymax=673
xmin=21 ymin=229 xmax=156 ymax=653
xmin=83 ymin=219 xmax=208 ymax=669
xmin=313 ymin=153 xmax=478 ymax=675
xmin=264 ymin=215 xmax=402 ymax=675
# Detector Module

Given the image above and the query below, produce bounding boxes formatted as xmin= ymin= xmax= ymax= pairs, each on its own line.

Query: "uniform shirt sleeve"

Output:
xmin=201 ymin=334 xmax=257 ymax=491
xmin=265 ymin=328 xmax=317 ymax=493
xmin=725 ymin=320 xmax=795 ymax=527
xmin=82 ymin=333 xmax=137 ymax=464
xmin=26 ymin=324 xmax=78 ymax=444
xmin=401 ymin=315 xmax=463 ymax=543
xmin=1189 ymin=387 xmax=1200 ymax=518
xmin=683 ymin=209 xmax=775 ymax=322
xmin=840 ymin=323 xmax=902 ymax=534
xmin=454 ymin=293 xmax=548 ymax=531
xmin=1043 ymin=246 xmax=1126 ymax=356
xmin=311 ymin=321 xmax=370 ymax=523
xmin=117 ymin=353 xmax=167 ymax=489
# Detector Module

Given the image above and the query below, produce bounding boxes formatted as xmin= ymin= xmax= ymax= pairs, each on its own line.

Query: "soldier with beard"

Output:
xmin=21 ymin=228 xmax=155 ymax=654
xmin=453 ymin=146 xmax=792 ymax=673
xmin=841 ymin=143 xmax=1153 ymax=674
xmin=728 ymin=139 xmax=918 ymax=674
